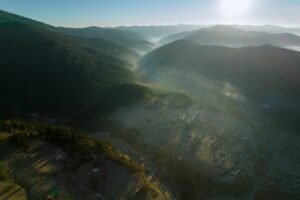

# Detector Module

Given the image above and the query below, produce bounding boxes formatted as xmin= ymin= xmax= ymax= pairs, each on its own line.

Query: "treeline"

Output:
xmin=0 ymin=119 xmax=145 ymax=172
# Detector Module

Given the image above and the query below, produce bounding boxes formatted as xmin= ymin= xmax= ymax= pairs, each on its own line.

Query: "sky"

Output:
xmin=0 ymin=0 xmax=299 ymax=27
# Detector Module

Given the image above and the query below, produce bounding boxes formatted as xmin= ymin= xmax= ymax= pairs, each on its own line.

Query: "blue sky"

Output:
xmin=0 ymin=0 xmax=299 ymax=27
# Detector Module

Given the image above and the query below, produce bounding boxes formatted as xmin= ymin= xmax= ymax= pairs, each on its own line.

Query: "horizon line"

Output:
xmin=1 ymin=9 xmax=300 ymax=29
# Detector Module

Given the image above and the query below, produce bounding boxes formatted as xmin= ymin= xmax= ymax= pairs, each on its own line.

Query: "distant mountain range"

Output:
xmin=234 ymin=25 xmax=300 ymax=35
xmin=0 ymin=10 xmax=155 ymax=54
xmin=57 ymin=26 xmax=154 ymax=53
xmin=160 ymin=25 xmax=300 ymax=49
xmin=118 ymin=25 xmax=207 ymax=39
xmin=119 ymin=24 xmax=300 ymax=39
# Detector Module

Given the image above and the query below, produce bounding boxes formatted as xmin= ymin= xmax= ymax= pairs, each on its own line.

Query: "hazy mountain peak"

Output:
xmin=209 ymin=24 xmax=242 ymax=32
xmin=159 ymin=24 xmax=300 ymax=49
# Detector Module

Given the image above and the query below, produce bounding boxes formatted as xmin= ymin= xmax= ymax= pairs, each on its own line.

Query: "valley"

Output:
xmin=0 ymin=9 xmax=299 ymax=200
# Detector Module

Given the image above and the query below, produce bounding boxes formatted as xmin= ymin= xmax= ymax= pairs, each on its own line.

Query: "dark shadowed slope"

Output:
xmin=58 ymin=26 xmax=154 ymax=53
xmin=160 ymin=25 xmax=300 ymax=49
xmin=0 ymin=22 xmax=138 ymax=117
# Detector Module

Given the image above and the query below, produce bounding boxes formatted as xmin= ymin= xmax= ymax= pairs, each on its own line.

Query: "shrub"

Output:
xmin=0 ymin=162 xmax=10 ymax=180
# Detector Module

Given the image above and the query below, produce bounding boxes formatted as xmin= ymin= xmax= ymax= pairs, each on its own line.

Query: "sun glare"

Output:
xmin=220 ymin=0 xmax=252 ymax=16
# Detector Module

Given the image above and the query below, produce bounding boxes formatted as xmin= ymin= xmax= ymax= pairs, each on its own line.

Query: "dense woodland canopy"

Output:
xmin=0 ymin=21 xmax=150 ymax=118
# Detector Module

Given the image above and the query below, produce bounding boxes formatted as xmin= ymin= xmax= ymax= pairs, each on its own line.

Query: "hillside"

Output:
xmin=73 ymin=37 xmax=140 ymax=66
xmin=0 ymin=10 xmax=55 ymax=31
xmin=0 ymin=119 xmax=173 ymax=200
xmin=160 ymin=25 xmax=300 ymax=49
xmin=139 ymin=40 xmax=300 ymax=131
xmin=0 ymin=10 xmax=153 ymax=55
xmin=0 ymin=22 xmax=140 ymax=118
xmin=58 ymin=26 xmax=154 ymax=53
xmin=141 ymin=39 xmax=300 ymax=100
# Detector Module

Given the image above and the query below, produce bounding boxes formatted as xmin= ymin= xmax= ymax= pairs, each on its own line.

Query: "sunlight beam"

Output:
xmin=220 ymin=0 xmax=252 ymax=16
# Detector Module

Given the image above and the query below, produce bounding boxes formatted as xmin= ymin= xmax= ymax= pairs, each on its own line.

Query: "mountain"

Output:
xmin=121 ymin=24 xmax=300 ymax=39
xmin=139 ymin=40 xmax=300 ymax=130
xmin=58 ymin=26 xmax=154 ymax=53
xmin=1 ymin=9 xmax=300 ymax=200
xmin=0 ymin=9 xmax=55 ymax=30
xmin=159 ymin=25 xmax=300 ymax=49
xmin=0 ymin=10 xmax=157 ymax=119
xmin=235 ymin=25 xmax=300 ymax=35
xmin=140 ymin=39 xmax=300 ymax=100
xmin=159 ymin=29 xmax=196 ymax=44
xmin=0 ymin=22 xmax=140 ymax=118
xmin=119 ymin=24 xmax=207 ymax=39
xmin=0 ymin=10 xmax=154 ymax=55
xmin=74 ymin=37 xmax=140 ymax=66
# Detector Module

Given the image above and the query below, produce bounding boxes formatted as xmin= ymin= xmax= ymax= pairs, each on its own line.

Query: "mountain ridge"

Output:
xmin=140 ymin=39 xmax=300 ymax=101
xmin=0 ymin=21 xmax=139 ymax=117
xmin=160 ymin=25 xmax=300 ymax=49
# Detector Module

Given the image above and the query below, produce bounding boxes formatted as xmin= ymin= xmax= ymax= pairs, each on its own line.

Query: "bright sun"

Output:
xmin=220 ymin=0 xmax=252 ymax=16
